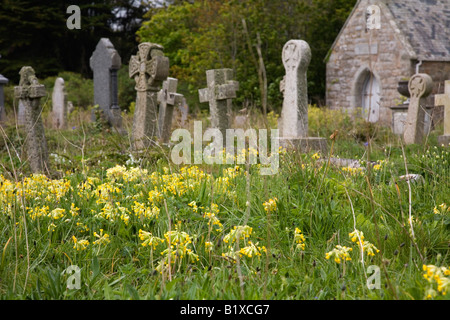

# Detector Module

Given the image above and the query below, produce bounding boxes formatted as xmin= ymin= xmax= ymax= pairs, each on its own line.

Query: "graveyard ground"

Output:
xmin=0 ymin=106 xmax=449 ymax=300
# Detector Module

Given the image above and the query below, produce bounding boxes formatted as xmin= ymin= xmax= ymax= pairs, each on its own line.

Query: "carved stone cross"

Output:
xmin=14 ymin=66 xmax=49 ymax=174
xmin=435 ymin=80 xmax=450 ymax=146
xmin=129 ymin=42 xmax=169 ymax=149
xmin=157 ymin=77 xmax=183 ymax=143
xmin=403 ymin=73 xmax=433 ymax=145
xmin=198 ymin=68 xmax=239 ymax=136
xmin=279 ymin=40 xmax=311 ymax=138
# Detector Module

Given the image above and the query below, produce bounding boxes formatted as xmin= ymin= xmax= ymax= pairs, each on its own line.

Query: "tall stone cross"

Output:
xmin=90 ymin=38 xmax=122 ymax=128
xmin=14 ymin=66 xmax=50 ymax=174
xmin=278 ymin=40 xmax=327 ymax=154
xmin=157 ymin=77 xmax=183 ymax=144
xmin=279 ymin=40 xmax=310 ymax=139
xmin=435 ymin=80 xmax=450 ymax=146
xmin=198 ymin=69 xmax=239 ymax=136
xmin=52 ymin=77 xmax=67 ymax=129
xmin=129 ymin=42 xmax=169 ymax=149
xmin=403 ymin=73 xmax=433 ymax=145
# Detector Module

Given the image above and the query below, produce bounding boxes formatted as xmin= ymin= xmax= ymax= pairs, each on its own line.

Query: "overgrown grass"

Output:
xmin=0 ymin=107 xmax=448 ymax=300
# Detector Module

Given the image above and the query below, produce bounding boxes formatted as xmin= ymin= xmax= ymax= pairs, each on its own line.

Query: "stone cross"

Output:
xmin=14 ymin=66 xmax=49 ymax=174
xmin=129 ymin=42 xmax=169 ymax=149
xmin=0 ymin=73 xmax=8 ymax=125
xmin=278 ymin=40 xmax=327 ymax=154
xmin=52 ymin=77 xmax=67 ymax=129
xmin=90 ymin=38 xmax=122 ymax=128
xmin=403 ymin=73 xmax=433 ymax=145
xmin=157 ymin=77 xmax=183 ymax=144
xmin=279 ymin=40 xmax=310 ymax=138
xmin=198 ymin=68 xmax=239 ymax=136
xmin=435 ymin=80 xmax=450 ymax=146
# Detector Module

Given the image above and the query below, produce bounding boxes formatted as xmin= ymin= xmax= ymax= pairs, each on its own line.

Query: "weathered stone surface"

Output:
xmin=90 ymin=38 xmax=122 ymax=128
xmin=52 ymin=77 xmax=67 ymax=129
xmin=278 ymin=39 xmax=327 ymax=154
xmin=198 ymin=69 xmax=238 ymax=136
xmin=129 ymin=42 xmax=169 ymax=149
xmin=14 ymin=66 xmax=49 ymax=174
xmin=403 ymin=73 xmax=433 ymax=145
xmin=157 ymin=77 xmax=183 ymax=144
xmin=435 ymin=80 xmax=450 ymax=146
xmin=326 ymin=0 xmax=450 ymax=126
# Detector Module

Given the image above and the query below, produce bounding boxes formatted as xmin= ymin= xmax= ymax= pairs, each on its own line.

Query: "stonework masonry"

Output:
xmin=326 ymin=0 xmax=450 ymax=126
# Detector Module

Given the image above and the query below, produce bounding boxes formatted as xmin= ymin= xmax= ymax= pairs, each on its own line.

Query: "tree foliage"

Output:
xmin=0 ymin=0 xmax=148 ymax=83
xmin=137 ymin=0 xmax=356 ymax=110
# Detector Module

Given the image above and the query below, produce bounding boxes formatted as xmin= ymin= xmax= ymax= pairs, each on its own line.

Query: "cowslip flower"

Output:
xmin=239 ymin=241 xmax=266 ymax=258
xmin=93 ymin=229 xmax=110 ymax=246
xmin=325 ymin=245 xmax=352 ymax=264
xmin=48 ymin=208 xmax=65 ymax=220
xmin=263 ymin=198 xmax=278 ymax=214
xmin=139 ymin=229 xmax=164 ymax=248
xmin=72 ymin=236 xmax=89 ymax=251
xmin=294 ymin=228 xmax=306 ymax=251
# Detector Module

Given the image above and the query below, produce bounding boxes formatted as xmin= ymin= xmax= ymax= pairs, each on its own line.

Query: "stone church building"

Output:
xmin=326 ymin=0 xmax=450 ymax=126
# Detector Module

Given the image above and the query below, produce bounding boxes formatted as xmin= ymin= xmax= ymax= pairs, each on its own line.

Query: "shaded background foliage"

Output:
xmin=0 ymin=0 xmax=356 ymax=112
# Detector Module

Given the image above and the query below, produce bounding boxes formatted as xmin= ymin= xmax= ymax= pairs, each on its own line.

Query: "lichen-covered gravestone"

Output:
xmin=403 ymin=73 xmax=433 ymax=145
xmin=199 ymin=69 xmax=239 ymax=136
xmin=278 ymin=40 xmax=327 ymax=153
xmin=157 ymin=77 xmax=183 ymax=144
xmin=52 ymin=77 xmax=67 ymax=129
xmin=90 ymin=38 xmax=122 ymax=129
xmin=434 ymin=80 xmax=450 ymax=147
xmin=129 ymin=42 xmax=169 ymax=149
xmin=14 ymin=67 xmax=50 ymax=174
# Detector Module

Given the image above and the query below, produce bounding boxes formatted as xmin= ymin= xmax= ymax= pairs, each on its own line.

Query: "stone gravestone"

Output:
xmin=403 ymin=73 xmax=433 ymax=145
xmin=199 ymin=69 xmax=239 ymax=136
xmin=278 ymin=40 xmax=327 ymax=153
xmin=129 ymin=42 xmax=169 ymax=149
xmin=435 ymin=80 xmax=450 ymax=146
xmin=90 ymin=38 xmax=122 ymax=129
xmin=17 ymin=100 xmax=26 ymax=126
xmin=0 ymin=73 xmax=8 ymax=125
xmin=14 ymin=67 xmax=49 ymax=174
xmin=157 ymin=77 xmax=183 ymax=144
xmin=52 ymin=77 xmax=67 ymax=129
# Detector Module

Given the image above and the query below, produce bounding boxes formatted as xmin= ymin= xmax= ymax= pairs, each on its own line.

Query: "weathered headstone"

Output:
xmin=278 ymin=40 xmax=327 ymax=153
xmin=14 ymin=67 xmax=49 ymax=174
xmin=129 ymin=42 xmax=169 ymax=149
xmin=157 ymin=77 xmax=183 ymax=143
xmin=199 ymin=69 xmax=239 ymax=136
xmin=403 ymin=73 xmax=433 ymax=145
xmin=90 ymin=38 xmax=122 ymax=128
xmin=0 ymin=74 xmax=8 ymax=125
xmin=52 ymin=77 xmax=67 ymax=129
xmin=435 ymin=80 xmax=450 ymax=146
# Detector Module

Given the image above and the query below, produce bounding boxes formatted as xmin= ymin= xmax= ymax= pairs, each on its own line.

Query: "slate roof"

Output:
xmin=386 ymin=0 xmax=450 ymax=61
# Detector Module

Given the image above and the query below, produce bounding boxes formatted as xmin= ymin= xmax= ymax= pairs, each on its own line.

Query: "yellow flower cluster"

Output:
xmin=423 ymin=264 xmax=450 ymax=298
xmin=325 ymin=245 xmax=353 ymax=264
xmin=372 ymin=160 xmax=386 ymax=171
xmin=72 ymin=235 xmax=89 ymax=251
xmin=341 ymin=167 xmax=364 ymax=176
xmin=349 ymin=230 xmax=379 ymax=257
xmin=223 ymin=225 xmax=253 ymax=244
xmin=93 ymin=229 xmax=110 ymax=246
xmin=156 ymin=225 xmax=198 ymax=273
xmin=106 ymin=165 xmax=148 ymax=182
xmin=263 ymin=198 xmax=278 ymax=214
xmin=203 ymin=203 xmax=223 ymax=232
xmin=294 ymin=228 xmax=306 ymax=251
xmin=433 ymin=203 xmax=449 ymax=215
xmin=133 ymin=201 xmax=160 ymax=220
xmin=139 ymin=229 xmax=164 ymax=249
xmin=239 ymin=241 xmax=267 ymax=258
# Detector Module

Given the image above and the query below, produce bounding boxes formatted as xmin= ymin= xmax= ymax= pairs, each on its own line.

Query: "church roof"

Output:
xmin=327 ymin=0 xmax=450 ymax=62
xmin=386 ymin=0 xmax=450 ymax=61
